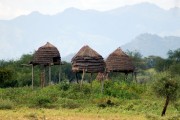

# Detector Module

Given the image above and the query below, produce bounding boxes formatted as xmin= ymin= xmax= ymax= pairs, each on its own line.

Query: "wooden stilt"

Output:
xmin=132 ymin=72 xmax=134 ymax=81
xmin=49 ymin=65 xmax=51 ymax=85
xmin=40 ymin=71 xmax=43 ymax=88
xmin=31 ymin=65 xmax=34 ymax=89
xmin=80 ymin=69 xmax=85 ymax=89
xmin=76 ymin=73 xmax=79 ymax=83
xmin=126 ymin=73 xmax=128 ymax=80
xmin=90 ymin=73 xmax=93 ymax=88
xmin=101 ymin=73 xmax=105 ymax=94
xmin=43 ymin=66 xmax=46 ymax=87
xmin=135 ymin=72 xmax=137 ymax=83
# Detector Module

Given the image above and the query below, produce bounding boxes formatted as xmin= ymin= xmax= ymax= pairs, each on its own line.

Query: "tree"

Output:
xmin=169 ymin=63 xmax=180 ymax=77
xmin=153 ymin=74 xmax=179 ymax=116
xmin=154 ymin=57 xmax=167 ymax=72
xmin=126 ymin=50 xmax=145 ymax=70
xmin=167 ymin=48 xmax=180 ymax=62
xmin=0 ymin=68 xmax=17 ymax=87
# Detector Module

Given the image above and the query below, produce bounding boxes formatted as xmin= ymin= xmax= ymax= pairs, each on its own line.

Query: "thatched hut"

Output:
xmin=106 ymin=47 xmax=134 ymax=74
xmin=71 ymin=45 xmax=105 ymax=84
xmin=32 ymin=42 xmax=61 ymax=66
xmin=105 ymin=47 xmax=136 ymax=83
xmin=30 ymin=42 xmax=61 ymax=88
xmin=72 ymin=45 xmax=105 ymax=73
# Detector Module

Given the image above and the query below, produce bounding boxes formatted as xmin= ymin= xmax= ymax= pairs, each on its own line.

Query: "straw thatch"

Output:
xmin=32 ymin=42 xmax=61 ymax=66
xmin=106 ymin=47 xmax=134 ymax=73
xmin=71 ymin=45 xmax=105 ymax=73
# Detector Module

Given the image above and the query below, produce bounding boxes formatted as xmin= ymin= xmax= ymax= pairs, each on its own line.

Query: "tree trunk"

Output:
xmin=161 ymin=95 xmax=169 ymax=116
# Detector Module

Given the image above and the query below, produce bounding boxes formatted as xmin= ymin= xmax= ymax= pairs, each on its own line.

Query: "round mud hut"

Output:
xmin=71 ymin=45 xmax=105 ymax=84
xmin=106 ymin=47 xmax=135 ymax=78
xmin=31 ymin=42 xmax=61 ymax=88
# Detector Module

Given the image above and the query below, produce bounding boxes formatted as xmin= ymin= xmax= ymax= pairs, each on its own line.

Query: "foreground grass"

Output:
xmin=0 ymin=107 xmax=179 ymax=120
xmin=0 ymin=79 xmax=179 ymax=120
xmin=0 ymin=107 xmax=148 ymax=120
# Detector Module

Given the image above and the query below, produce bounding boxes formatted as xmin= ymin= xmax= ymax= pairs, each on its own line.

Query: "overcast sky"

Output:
xmin=0 ymin=0 xmax=180 ymax=20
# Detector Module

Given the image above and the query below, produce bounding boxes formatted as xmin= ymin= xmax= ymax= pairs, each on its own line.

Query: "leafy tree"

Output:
xmin=167 ymin=48 xmax=180 ymax=62
xmin=169 ymin=63 xmax=180 ymax=77
xmin=126 ymin=50 xmax=145 ymax=70
xmin=153 ymin=74 xmax=179 ymax=116
xmin=154 ymin=57 xmax=167 ymax=72
xmin=0 ymin=68 xmax=17 ymax=87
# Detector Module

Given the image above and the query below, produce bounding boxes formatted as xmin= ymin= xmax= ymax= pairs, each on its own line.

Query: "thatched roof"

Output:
xmin=106 ymin=47 xmax=134 ymax=73
xmin=71 ymin=45 xmax=105 ymax=73
xmin=32 ymin=42 xmax=61 ymax=66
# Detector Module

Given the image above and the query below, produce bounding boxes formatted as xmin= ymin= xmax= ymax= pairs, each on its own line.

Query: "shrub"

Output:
xmin=60 ymin=98 xmax=81 ymax=109
xmin=174 ymin=101 xmax=180 ymax=111
xmin=59 ymin=80 xmax=70 ymax=91
xmin=33 ymin=95 xmax=52 ymax=108
xmin=0 ymin=99 xmax=14 ymax=109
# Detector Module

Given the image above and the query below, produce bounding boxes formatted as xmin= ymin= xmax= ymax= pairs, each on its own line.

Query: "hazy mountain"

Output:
xmin=121 ymin=33 xmax=180 ymax=58
xmin=62 ymin=53 xmax=75 ymax=62
xmin=0 ymin=2 xmax=180 ymax=60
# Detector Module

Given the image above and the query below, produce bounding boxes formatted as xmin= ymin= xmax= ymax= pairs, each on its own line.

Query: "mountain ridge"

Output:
xmin=121 ymin=33 xmax=180 ymax=58
xmin=0 ymin=2 xmax=180 ymax=60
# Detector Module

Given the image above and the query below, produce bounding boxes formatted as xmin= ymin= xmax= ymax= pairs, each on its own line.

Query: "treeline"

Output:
xmin=0 ymin=48 xmax=180 ymax=88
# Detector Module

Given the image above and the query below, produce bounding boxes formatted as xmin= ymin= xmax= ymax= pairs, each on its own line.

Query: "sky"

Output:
xmin=0 ymin=0 xmax=180 ymax=20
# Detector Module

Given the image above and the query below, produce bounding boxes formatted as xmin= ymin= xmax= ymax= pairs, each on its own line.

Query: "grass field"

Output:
xmin=0 ymin=106 xmax=179 ymax=120
xmin=0 ymin=78 xmax=179 ymax=120
xmin=0 ymin=108 xmax=146 ymax=120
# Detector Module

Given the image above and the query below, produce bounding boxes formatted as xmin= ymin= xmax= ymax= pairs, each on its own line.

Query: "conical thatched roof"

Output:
xmin=32 ymin=42 xmax=61 ymax=66
xmin=71 ymin=45 xmax=105 ymax=73
xmin=106 ymin=47 xmax=134 ymax=73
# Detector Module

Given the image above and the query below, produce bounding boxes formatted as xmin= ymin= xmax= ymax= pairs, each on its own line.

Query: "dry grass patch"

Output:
xmin=0 ymin=108 xmax=146 ymax=120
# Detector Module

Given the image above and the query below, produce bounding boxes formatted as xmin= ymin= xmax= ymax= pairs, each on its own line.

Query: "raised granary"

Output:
xmin=32 ymin=42 xmax=61 ymax=66
xmin=30 ymin=42 xmax=61 ymax=88
xmin=106 ymin=47 xmax=134 ymax=74
xmin=71 ymin=45 xmax=105 ymax=85
xmin=71 ymin=45 xmax=105 ymax=73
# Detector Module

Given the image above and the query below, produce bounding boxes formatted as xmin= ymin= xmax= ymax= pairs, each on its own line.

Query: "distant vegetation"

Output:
xmin=0 ymin=48 xmax=180 ymax=118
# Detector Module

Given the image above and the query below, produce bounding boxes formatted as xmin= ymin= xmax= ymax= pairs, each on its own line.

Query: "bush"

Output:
xmin=174 ymin=101 xmax=180 ymax=111
xmin=0 ymin=99 xmax=14 ymax=109
xmin=32 ymin=95 xmax=53 ymax=108
xmin=103 ymin=80 xmax=140 ymax=99
xmin=60 ymin=98 xmax=81 ymax=109
xmin=59 ymin=80 xmax=70 ymax=91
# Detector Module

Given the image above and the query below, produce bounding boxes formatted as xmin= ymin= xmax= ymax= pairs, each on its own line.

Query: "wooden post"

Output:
xmin=80 ymin=69 xmax=85 ymax=89
xmin=101 ymin=73 xmax=105 ymax=94
xmin=134 ymin=72 xmax=137 ymax=83
xmin=101 ymin=71 xmax=108 ymax=94
xmin=76 ymin=73 xmax=79 ymax=84
xmin=43 ymin=66 xmax=46 ymax=87
xmin=132 ymin=72 xmax=134 ymax=81
xmin=31 ymin=65 xmax=34 ymax=89
xmin=40 ymin=72 xmax=43 ymax=88
xmin=49 ymin=65 xmax=51 ymax=85
xmin=90 ymin=73 xmax=93 ymax=88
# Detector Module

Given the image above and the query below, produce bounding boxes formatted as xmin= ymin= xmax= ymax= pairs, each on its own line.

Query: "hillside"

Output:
xmin=0 ymin=2 xmax=180 ymax=59
xmin=121 ymin=33 xmax=180 ymax=58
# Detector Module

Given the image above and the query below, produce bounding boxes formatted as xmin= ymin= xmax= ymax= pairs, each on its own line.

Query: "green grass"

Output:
xmin=0 ymin=78 xmax=179 ymax=119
